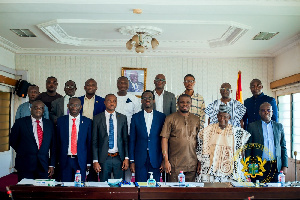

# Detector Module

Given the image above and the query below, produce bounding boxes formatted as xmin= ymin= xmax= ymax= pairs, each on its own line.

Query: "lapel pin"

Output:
xmin=96 ymin=101 xmax=98 ymax=103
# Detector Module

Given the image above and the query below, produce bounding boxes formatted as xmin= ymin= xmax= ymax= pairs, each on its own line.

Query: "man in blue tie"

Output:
xmin=92 ymin=94 xmax=129 ymax=181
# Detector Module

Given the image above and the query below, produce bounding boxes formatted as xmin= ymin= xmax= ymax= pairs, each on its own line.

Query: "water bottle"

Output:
xmin=131 ymin=173 xmax=135 ymax=183
xmin=278 ymin=171 xmax=285 ymax=187
xmin=74 ymin=170 xmax=81 ymax=187
xmin=178 ymin=171 xmax=185 ymax=187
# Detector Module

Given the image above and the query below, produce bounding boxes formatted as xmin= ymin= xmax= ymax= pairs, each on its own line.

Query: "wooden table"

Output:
xmin=9 ymin=183 xmax=300 ymax=200
xmin=9 ymin=186 xmax=139 ymax=200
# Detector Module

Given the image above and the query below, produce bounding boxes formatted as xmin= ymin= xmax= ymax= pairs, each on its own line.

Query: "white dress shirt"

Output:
xmin=154 ymin=90 xmax=164 ymax=113
xmin=31 ymin=116 xmax=43 ymax=148
xmin=68 ymin=114 xmax=80 ymax=155
xmin=144 ymin=110 xmax=153 ymax=137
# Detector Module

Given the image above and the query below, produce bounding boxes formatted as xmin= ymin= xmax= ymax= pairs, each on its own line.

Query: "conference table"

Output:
xmin=9 ymin=183 xmax=300 ymax=200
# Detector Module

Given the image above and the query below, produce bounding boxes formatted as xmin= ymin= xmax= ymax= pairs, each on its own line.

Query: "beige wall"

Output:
xmin=274 ymin=44 xmax=300 ymax=81
xmin=15 ymin=55 xmax=275 ymax=108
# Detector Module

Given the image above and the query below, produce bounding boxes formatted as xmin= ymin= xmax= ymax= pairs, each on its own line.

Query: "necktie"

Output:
xmin=109 ymin=114 xmax=114 ymax=149
xmin=71 ymin=118 xmax=77 ymax=155
xmin=36 ymin=120 xmax=43 ymax=149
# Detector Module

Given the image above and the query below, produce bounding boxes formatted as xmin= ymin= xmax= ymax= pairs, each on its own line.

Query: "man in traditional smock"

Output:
xmin=161 ymin=94 xmax=201 ymax=182
xmin=197 ymin=104 xmax=250 ymax=182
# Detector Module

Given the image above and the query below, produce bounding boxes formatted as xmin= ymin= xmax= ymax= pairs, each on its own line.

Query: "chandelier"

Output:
xmin=119 ymin=26 xmax=162 ymax=53
xmin=126 ymin=32 xmax=159 ymax=53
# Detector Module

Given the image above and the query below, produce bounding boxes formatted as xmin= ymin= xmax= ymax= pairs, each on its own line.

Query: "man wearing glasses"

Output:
xmin=243 ymin=79 xmax=278 ymax=130
xmin=153 ymin=74 xmax=176 ymax=116
xmin=129 ymin=90 xmax=166 ymax=182
xmin=56 ymin=97 xmax=92 ymax=182
xmin=177 ymin=74 xmax=206 ymax=130
xmin=205 ymin=83 xmax=246 ymax=128
xmin=50 ymin=80 xmax=77 ymax=125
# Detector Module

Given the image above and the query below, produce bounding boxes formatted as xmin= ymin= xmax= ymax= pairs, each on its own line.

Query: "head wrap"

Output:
xmin=219 ymin=104 xmax=231 ymax=114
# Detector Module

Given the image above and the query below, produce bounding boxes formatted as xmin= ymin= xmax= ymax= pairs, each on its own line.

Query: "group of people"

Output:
xmin=10 ymin=74 xmax=288 ymax=184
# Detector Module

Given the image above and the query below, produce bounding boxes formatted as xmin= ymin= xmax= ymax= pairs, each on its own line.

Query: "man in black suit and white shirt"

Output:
xmin=10 ymin=100 xmax=56 ymax=181
xmin=92 ymin=94 xmax=129 ymax=181
xmin=153 ymin=74 xmax=176 ymax=116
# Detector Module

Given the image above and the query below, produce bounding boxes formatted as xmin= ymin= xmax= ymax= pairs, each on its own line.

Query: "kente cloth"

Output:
xmin=196 ymin=123 xmax=250 ymax=182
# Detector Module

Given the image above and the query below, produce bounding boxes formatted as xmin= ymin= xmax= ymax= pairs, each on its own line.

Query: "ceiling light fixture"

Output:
xmin=252 ymin=32 xmax=279 ymax=40
xmin=119 ymin=26 xmax=162 ymax=53
xmin=10 ymin=29 xmax=36 ymax=37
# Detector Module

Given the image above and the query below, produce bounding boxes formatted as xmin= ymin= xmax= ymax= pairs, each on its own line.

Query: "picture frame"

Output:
xmin=121 ymin=67 xmax=147 ymax=96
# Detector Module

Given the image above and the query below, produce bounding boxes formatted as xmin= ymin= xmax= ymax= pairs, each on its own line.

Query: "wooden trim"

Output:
xmin=270 ymin=73 xmax=300 ymax=89
xmin=0 ymin=74 xmax=18 ymax=86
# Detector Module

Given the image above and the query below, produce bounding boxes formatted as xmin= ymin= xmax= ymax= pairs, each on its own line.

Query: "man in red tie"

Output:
xmin=10 ymin=100 xmax=56 ymax=181
xmin=56 ymin=98 xmax=92 ymax=182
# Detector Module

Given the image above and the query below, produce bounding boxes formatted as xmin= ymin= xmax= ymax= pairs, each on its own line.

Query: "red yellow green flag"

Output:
xmin=236 ymin=71 xmax=243 ymax=103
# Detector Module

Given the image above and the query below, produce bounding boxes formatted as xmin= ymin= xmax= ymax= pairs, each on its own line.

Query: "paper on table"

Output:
xmin=85 ymin=182 xmax=110 ymax=187
xmin=17 ymin=179 xmax=35 ymax=185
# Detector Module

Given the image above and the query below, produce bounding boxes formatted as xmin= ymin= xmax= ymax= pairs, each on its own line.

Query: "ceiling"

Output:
xmin=0 ymin=0 xmax=300 ymax=57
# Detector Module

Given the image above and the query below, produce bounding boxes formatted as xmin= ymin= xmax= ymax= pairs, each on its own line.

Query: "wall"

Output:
xmin=15 ymin=55 xmax=275 ymax=108
xmin=274 ymin=44 xmax=300 ymax=81
xmin=0 ymin=46 xmax=15 ymax=178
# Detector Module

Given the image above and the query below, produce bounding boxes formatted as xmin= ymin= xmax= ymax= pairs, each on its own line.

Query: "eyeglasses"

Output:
xmin=65 ymin=86 xmax=75 ymax=89
xmin=155 ymin=79 xmax=165 ymax=82
xmin=220 ymin=88 xmax=232 ymax=92
xmin=260 ymin=109 xmax=272 ymax=113
xmin=141 ymin=97 xmax=153 ymax=101
xmin=69 ymin=104 xmax=81 ymax=108
xmin=184 ymin=80 xmax=195 ymax=83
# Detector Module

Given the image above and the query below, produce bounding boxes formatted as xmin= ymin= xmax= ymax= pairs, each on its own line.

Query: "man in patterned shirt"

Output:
xmin=177 ymin=74 xmax=205 ymax=130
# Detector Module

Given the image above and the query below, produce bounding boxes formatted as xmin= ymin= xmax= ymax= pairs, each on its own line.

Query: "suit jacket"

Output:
xmin=92 ymin=111 xmax=128 ymax=163
xmin=78 ymin=95 xmax=106 ymax=117
xmin=153 ymin=90 xmax=176 ymax=116
xmin=10 ymin=116 xmax=55 ymax=172
xmin=56 ymin=115 xmax=92 ymax=172
xmin=247 ymin=120 xmax=288 ymax=171
xmin=50 ymin=97 xmax=65 ymax=122
xmin=129 ymin=110 xmax=166 ymax=168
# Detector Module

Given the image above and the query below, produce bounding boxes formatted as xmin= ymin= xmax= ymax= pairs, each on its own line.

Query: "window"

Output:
xmin=0 ymin=91 xmax=11 ymax=152
xmin=278 ymin=93 xmax=300 ymax=158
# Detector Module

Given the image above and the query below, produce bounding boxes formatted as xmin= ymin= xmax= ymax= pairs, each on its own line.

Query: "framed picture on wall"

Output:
xmin=121 ymin=67 xmax=147 ymax=96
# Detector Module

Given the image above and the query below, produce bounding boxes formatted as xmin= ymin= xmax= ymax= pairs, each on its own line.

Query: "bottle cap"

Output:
xmin=76 ymin=170 xmax=80 ymax=173
xmin=180 ymin=171 xmax=183 ymax=173
xmin=148 ymin=172 xmax=153 ymax=179
xmin=280 ymin=170 xmax=283 ymax=173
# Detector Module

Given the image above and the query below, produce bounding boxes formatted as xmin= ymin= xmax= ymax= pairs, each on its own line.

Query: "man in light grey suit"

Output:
xmin=92 ymin=94 xmax=129 ymax=182
xmin=247 ymin=102 xmax=288 ymax=183
xmin=50 ymin=80 xmax=77 ymax=124
xmin=153 ymin=74 xmax=176 ymax=116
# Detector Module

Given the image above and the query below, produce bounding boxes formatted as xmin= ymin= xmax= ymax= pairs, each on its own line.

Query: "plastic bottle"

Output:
xmin=74 ymin=170 xmax=81 ymax=187
xmin=131 ymin=173 xmax=135 ymax=183
xmin=278 ymin=171 xmax=285 ymax=187
xmin=178 ymin=171 xmax=185 ymax=187
xmin=147 ymin=172 xmax=156 ymax=187
xmin=160 ymin=173 xmax=163 ymax=182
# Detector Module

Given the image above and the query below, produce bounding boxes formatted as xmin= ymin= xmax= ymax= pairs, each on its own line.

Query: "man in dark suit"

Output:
xmin=129 ymin=90 xmax=166 ymax=182
xmin=56 ymin=98 xmax=92 ymax=182
xmin=92 ymin=94 xmax=129 ymax=182
xmin=10 ymin=100 xmax=55 ymax=181
xmin=79 ymin=78 xmax=105 ymax=120
xmin=153 ymin=74 xmax=176 ymax=116
xmin=128 ymin=71 xmax=144 ymax=92
xmin=50 ymin=80 xmax=77 ymax=125
xmin=247 ymin=102 xmax=288 ymax=183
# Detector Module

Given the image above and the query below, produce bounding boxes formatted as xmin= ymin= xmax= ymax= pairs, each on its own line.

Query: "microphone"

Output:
xmin=294 ymin=151 xmax=297 ymax=182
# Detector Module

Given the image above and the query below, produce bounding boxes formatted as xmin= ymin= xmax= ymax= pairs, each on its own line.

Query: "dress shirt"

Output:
xmin=244 ymin=92 xmax=278 ymax=130
xmin=144 ymin=110 xmax=153 ymax=137
xmin=105 ymin=110 xmax=118 ymax=153
xmin=31 ymin=116 xmax=43 ymax=148
xmin=64 ymin=95 xmax=71 ymax=115
xmin=154 ymin=90 xmax=164 ymax=113
xmin=261 ymin=121 xmax=276 ymax=161
xmin=67 ymin=114 xmax=80 ymax=155
xmin=82 ymin=95 xmax=95 ymax=120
